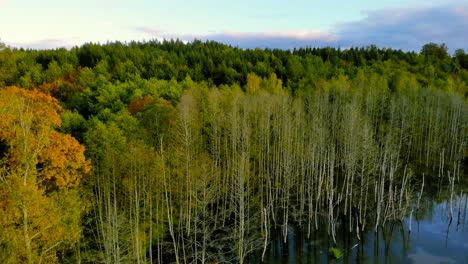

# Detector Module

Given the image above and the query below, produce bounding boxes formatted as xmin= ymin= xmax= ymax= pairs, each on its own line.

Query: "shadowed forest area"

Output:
xmin=0 ymin=40 xmax=467 ymax=263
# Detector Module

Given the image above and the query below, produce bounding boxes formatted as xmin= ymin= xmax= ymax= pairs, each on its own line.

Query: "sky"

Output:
xmin=0 ymin=0 xmax=467 ymax=52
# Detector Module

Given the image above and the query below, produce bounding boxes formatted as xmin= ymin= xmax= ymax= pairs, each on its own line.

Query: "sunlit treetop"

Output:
xmin=0 ymin=86 xmax=91 ymax=188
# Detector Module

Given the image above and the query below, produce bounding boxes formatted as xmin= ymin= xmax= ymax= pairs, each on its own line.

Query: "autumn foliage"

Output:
xmin=128 ymin=95 xmax=152 ymax=115
xmin=0 ymin=86 xmax=90 ymax=185
xmin=0 ymin=86 xmax=91 ymax=263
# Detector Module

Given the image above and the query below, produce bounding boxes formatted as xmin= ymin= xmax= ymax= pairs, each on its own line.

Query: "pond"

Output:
xmin=254 ymin=197 xmax=468 ymax=264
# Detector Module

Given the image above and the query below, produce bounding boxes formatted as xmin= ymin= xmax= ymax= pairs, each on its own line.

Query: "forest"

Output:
xmin=0 ymin=40 xmax=467 ymax=263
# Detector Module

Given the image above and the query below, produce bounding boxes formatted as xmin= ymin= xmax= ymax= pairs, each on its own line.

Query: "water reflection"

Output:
xmin=255 ymin=200 xmax=468 ymax=264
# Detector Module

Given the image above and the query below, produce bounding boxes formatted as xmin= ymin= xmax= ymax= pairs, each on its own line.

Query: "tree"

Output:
xmin=245 ymin=73 xmax=261 ymax=94
xmin=454 ymin=49 xmax=468 ymax=70
xmin=0 ymin=86 xmax=91 ymax=263
xmin=421 ymin=43 xmax=449 ymax=63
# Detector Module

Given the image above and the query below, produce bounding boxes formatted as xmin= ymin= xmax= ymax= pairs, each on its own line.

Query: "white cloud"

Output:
xmin=334 ymin=4 xmax=468 ymax=51
xmin=6 ymin=3 xmax=468 ymax=51
xmin=5 ymin=38 xmax=77 ymax=50
xmin=135 ymin=27 xmax=337 ymax=49
xmin=134 ymin=3 xmax=468 ymax=51
xmin=222 ymin=30 xmax=337 ymax=42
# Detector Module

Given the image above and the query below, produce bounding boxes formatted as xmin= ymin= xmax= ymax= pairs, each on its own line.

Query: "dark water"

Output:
xmin=254 ymin=199 xmax=468 ymax=264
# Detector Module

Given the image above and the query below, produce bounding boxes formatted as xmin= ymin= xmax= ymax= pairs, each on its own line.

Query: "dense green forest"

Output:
xmin=0 ymin=40 xmax=467 ymax=263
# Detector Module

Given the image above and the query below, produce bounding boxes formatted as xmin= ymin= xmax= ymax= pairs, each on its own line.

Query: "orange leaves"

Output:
xmin=128 ymin=95 xmax=152 ymax=115
xmin=35 ymin=79 xmax=64 ymax=96
xmin=0 ymin=86 xmax=61 ymax=136
xmin=0 ymin=86 xmax=89 ymax=262
xmin=16 ymin=86 xmax=62 ymax=128
xmin=0 ymin=86 xmax=90 ymax=188
xmin=39 ymin=132 xmax=91 ymax=187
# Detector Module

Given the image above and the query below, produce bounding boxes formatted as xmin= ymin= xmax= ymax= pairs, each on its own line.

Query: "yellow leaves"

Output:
xmin=245 ymin=73 xmax=284 ymax=95
xmin=36 ymin=79 xmax=64 ymax=96
xmin=246 ymin=73 xmax=261 ymax=94
xmin=0 ymin=86 xmax=90 ymax=261
xmin=0 ymin=177 xmax=82 ymax=263
xmin=0 ymin=86 xmax=90 ymax=188
xmin=0 ymin=86 xmax=62 ymax=162
xmin=0 ymin=86 xmax=62 ymax=128
xmin=0 ymin=185 xmax=9 ymax=217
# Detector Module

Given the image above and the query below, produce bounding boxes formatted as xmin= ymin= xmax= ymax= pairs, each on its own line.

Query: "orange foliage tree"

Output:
xmin=0 ymin=86 xmax=91 ymax=263
xmin=128 ymin=95 xmax=152 ymax=115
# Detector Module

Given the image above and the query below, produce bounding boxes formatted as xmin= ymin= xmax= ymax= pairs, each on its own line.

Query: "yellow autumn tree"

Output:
xmin=246 ymin=72 xmax=261 ymax=94
xmin=0 ymin=86 xmax=91 ymax=263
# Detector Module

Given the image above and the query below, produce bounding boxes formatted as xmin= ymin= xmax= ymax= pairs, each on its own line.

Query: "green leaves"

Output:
xmin=329 ymin=247 xmax=343 ymax=259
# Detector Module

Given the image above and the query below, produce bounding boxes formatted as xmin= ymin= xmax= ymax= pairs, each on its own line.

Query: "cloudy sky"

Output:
xmin=1 ymin=0 xmax=467 ymax=52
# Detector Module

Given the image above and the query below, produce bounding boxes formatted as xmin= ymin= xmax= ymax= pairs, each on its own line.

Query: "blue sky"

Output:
xmin=1 ymin=0 xmax=467 ymax=52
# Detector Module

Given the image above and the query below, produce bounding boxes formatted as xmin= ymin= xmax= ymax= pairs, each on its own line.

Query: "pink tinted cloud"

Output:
xmin=222 ymin=30 xmax=338 ymax=42
xmin=135 ymin=27 xmax=338 ymax=49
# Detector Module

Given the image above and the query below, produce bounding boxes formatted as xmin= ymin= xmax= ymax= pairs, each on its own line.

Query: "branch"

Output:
xmin=39 ymin=240 xmax=65 ymax=264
